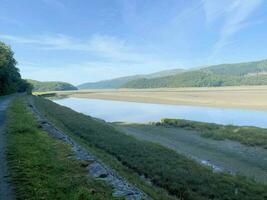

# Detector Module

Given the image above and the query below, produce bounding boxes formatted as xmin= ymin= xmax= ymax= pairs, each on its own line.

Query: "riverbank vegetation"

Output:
xmin=159 ymin=119 xmax=267 ymax=149
xmin=115 ymin=122 xmax=267 ymax=183
xmin=6 ymin=96 xmax=114 ymax=200
xmin=0 ymin=41 xmax=31 ymax=95
xmin=33 ymin=96 xmax=174 ymax=200
xmin=34 ymin=96 xmax=267 ymax=200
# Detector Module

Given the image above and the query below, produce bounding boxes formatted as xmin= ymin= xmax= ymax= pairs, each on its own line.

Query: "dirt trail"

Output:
xmin=28 ymin=96 xmax=151 ymax=200
xmin=0 ymin=96 xmax=15 ymax=200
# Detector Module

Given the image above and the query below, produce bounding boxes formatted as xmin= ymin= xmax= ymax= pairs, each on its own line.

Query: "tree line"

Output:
xmin=123 ymin=59 xmax=267 ymax=88
xmin=0 ymin=41 xmax=32 ymax=96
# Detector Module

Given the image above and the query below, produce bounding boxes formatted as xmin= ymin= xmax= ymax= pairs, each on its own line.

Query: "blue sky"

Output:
xmin=1 ymin=0 xmax=267 ymax=85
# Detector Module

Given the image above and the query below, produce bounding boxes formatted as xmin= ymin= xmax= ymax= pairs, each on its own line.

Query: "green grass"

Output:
xmin=34 ymin=96 xmax=267 ymax=200
xmin=115 ymin=122 xmax=267 ymax=183
xmin=159 ymin=119 xmax=267 ymax=149
xmin=33 ymin=96 xmax=174 ymax=200
xmin=6 ymin=96 xmax=115 ymax=200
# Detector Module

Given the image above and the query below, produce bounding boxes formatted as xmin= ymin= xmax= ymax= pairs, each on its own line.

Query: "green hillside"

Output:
xmin=27 ymin=80 xmax=77 ymax=92
xmin=77 ymin=69 xmax=184 ymax=89
xmin=77 ymin=75 xmax=140 ymax=89
xmin=123 ymin=59 xmax=267 ymax=88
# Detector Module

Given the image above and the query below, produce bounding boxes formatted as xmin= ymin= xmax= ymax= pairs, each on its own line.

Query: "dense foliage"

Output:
xmin=123 ymin=59 xmax=267 ymax=88
xmin=34 ymin=96 xmax=267 ymax=200
xmin=7 ymin=96 xmax=114 ymax=199
xmin=159 ymin=119 xmax=267 ymax=149
xmin=27 ymin=79 xmax=77 ymax=92
xmin=0 ymin=42 xmax=31 ymax=95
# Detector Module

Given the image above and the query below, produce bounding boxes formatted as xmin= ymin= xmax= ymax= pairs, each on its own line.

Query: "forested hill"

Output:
xmin=0 ymin=42 xmax=31 ymax=95
xmin=77 ymin=75 xmax=140 ymax=89
xmin=77 ymin=69 xmax=184 ymax=89
xmin=123 ymin=59 xmax=267 ymax=88
xmin=27 ymin=80 xmax=77 ymax=92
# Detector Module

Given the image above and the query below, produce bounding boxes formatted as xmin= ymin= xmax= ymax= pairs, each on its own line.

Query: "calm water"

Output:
xmin=53 ymin=97 xmax=267 ymax=128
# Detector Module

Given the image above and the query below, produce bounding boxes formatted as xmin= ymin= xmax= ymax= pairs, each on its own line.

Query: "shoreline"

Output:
xmin=68 ymin=94 xmax=267 ymax=111
xmin=45 ymin=86 xmax=267 ymax=111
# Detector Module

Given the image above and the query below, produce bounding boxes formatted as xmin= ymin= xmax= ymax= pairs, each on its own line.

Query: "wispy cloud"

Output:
xmin=0 ymin=34 xmax=82 ymax=50
xmin=172 ymin=1 xmax=203 ymax=25
xmin=203 ymin=0 xmax=263 ymax=55
xmin=0 ymin=33 xmax=182 ymax=66
xmin=19 ymin=58 xmax=184 ymax=85
xmin=0 ymin=34 xmax=131 ymax=59
xmin=3 ymin=33 xmax=184 ymax=84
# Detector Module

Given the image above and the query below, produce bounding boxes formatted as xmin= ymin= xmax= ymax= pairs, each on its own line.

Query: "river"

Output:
xmin=53 ymin=97 xmax=267 ymax=128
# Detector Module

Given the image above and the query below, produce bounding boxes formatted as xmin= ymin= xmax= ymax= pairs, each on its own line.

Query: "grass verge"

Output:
xmin=6 ymin=96 xmax=115 ymax=200
xmin=34 ymin=96 xmax=267 ymax=200
xmin=159 ymin=118 xmax=267 ymax=149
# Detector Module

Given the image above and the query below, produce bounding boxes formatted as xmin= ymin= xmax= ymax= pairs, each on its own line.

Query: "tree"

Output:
xmin=0 ymin=41 xmax=31 ymax=95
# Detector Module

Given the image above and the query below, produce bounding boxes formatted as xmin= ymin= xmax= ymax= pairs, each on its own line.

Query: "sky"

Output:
xmin=0 ymin=0 xmax=267 ymax=85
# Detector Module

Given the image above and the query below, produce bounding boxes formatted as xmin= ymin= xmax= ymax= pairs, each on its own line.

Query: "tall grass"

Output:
xmin=34 ymin=96 xmax=267 ymax=200
xmin=160 ymin=118 xmax=267 ymax=149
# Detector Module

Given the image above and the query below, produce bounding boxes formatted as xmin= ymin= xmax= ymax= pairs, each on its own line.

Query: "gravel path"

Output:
xmin=0 ymin=96 xmax=15 ymax=200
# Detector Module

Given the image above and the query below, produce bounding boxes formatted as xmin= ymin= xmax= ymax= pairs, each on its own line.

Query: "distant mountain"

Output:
xmin=77 ymin=76 xmax=139 ymax=89
xmin=77 ymin=69 xmax=185 ymax=89
xmin=123 ymin=59 xmax=267 ymax=88
xmin=27 ymin=80 xmax=77 ymax=92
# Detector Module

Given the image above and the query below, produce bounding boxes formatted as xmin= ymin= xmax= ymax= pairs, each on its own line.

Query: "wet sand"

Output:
xmin=55 ymin=86 xmax=267 ymax=111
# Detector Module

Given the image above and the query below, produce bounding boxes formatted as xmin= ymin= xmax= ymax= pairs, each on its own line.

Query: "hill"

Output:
xmin=77 ymin=69 xmax=184 ymax=89
xmin=27 ymin=80 xmax=77 ymax=92
xmin=123 ymin=59 xmax=267 ymax=88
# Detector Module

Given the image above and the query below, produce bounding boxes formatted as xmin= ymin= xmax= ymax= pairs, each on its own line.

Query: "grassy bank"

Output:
xmin=6 ymin=96 xmax=114 ymax=200
xmin=159 ymin=119 xmax=267 ymax=149
xmin=34 ymin=96 xmax=267 ymax=200
xmin=115 ymin=122 xmax=267 ymax=183
xmin=33 ymin=96 xmax=174 ymax=200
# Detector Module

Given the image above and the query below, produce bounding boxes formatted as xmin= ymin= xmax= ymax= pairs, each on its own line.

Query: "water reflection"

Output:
xmin=53 ymin=97 xmax=267 ymax=128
